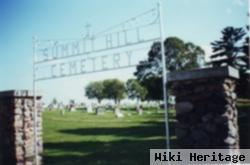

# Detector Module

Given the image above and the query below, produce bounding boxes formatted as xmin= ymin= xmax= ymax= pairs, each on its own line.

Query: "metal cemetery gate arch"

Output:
xmin=33 ymin=1 xmax=169 ymax=164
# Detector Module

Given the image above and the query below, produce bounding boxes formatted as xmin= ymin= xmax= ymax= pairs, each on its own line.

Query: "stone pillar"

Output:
xmin=0 ymin=90 xmax=43 ymax=165
xmin=168 ymin=66 xmax=240 ymax=149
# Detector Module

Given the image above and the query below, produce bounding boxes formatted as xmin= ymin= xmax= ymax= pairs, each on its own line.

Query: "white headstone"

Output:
xmin=115 ymin=107 xmax=124 ymax=118
xmin=87 ymin=104 xmax=93 ymax=113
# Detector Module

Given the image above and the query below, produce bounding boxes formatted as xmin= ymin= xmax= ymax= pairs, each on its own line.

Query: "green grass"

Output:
xmin=42 ymin=102 xmax=250 ymax=164
xmin=43 ymin=109 xmax=176 ymax=165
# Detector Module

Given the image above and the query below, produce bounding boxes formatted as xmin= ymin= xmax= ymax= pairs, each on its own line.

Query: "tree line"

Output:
xmin=86 ymin=25 xmax=249 ymax=105
xmin=135 ymin=25 xmax=249 ymax=100
xmin=85 ymin=79 xmax=147 ymax=106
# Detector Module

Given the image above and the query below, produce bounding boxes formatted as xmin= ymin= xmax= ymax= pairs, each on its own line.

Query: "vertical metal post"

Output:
xmin=158 ymin=0 xmax=170 ymax=149
xmin=248 ymin=3 xmax=250 ymax=71
xmin=32 ymin=36 xmax=39 ymax=165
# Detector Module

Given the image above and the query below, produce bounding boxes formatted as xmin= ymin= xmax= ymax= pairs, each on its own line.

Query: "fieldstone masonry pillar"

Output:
xmin=168 ymin=66 xmax=240 ymax=149
xmin=0 ymin=90 xmax=43 ymax=165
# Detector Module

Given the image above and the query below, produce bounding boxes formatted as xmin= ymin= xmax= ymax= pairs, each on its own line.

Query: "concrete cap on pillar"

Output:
xmin=0 ymin=90 xmax=42 ymax=98
xmin=167 ymin=66 xmax=239 ymax=82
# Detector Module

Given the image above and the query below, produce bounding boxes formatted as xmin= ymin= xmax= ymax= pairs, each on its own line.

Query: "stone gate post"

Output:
xmin=0 ymin=90 xmax=43 ymax=165
xmin=168 ymin=66 xmax=240 ymax=149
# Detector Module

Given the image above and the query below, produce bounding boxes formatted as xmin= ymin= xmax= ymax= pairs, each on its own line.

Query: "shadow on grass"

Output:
xmin=44 ymin=121 xmax=177 ymax=165
xmin=44 ymin=139 xmax=175 ymax=165
xmin=59 ymin=121 xmax=172 ymax=138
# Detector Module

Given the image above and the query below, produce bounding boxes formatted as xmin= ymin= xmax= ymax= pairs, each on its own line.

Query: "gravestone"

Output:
xmin=87 ymin=103 xmax=93 ymax=113
xmin=136 ymin=104 xmax=143 ymax=115
xmin=115 ymin=107 xmax=124 ymax=118
xmin=96 ymin=106 xmax=105 ymax=115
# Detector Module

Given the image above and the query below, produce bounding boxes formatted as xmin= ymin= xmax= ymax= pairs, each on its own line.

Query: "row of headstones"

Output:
xmin=47 ymin=103 xmax=150 ymax=117
xmin=62 ymin=104 xmax=143 ymax=118
xmin=88 ymin=104 xmax=144 ymax=117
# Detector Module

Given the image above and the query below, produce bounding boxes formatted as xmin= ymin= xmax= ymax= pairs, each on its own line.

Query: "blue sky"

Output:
xmin=0 ymin=0 xmax=248 ymax=104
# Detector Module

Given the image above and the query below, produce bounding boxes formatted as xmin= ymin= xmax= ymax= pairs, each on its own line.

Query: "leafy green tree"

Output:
xmin=103 ymin=79 xmax=125 ymax=104
xmin=52 ymin=98 xmax=57 ymax=105
xmin=48 ymin=97 xmax=58 ymax=111
xmin=242 ymin=26 xmax=249 ymax=70
xmin=69 ymin=99 xmax=75 ymax=105
xmin=210 ymin=26 xmax=246 ymax=69
xmin=85 ymin=81 xmax=105 ymax=103
xmin=139 ymin=77 xmax=163 ymax=101
xmin=126 ymin=79 xmax=147 ymax=102
xmin=240 ymin=26 xmax=250 ymax=98
xmin=126 ymin=79 xmax=148 ymax=113
xmin=210 ymin=26 xmax=249 ymax=98
xmin=134 ymin=37 xmax=205 ymax=100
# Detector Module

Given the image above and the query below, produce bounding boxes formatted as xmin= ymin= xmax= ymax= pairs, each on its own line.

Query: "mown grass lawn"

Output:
xmin=43 ymin=109 xmax=175 ymax=165
xmin=42 ymin=102 xmax=250 ymax=164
